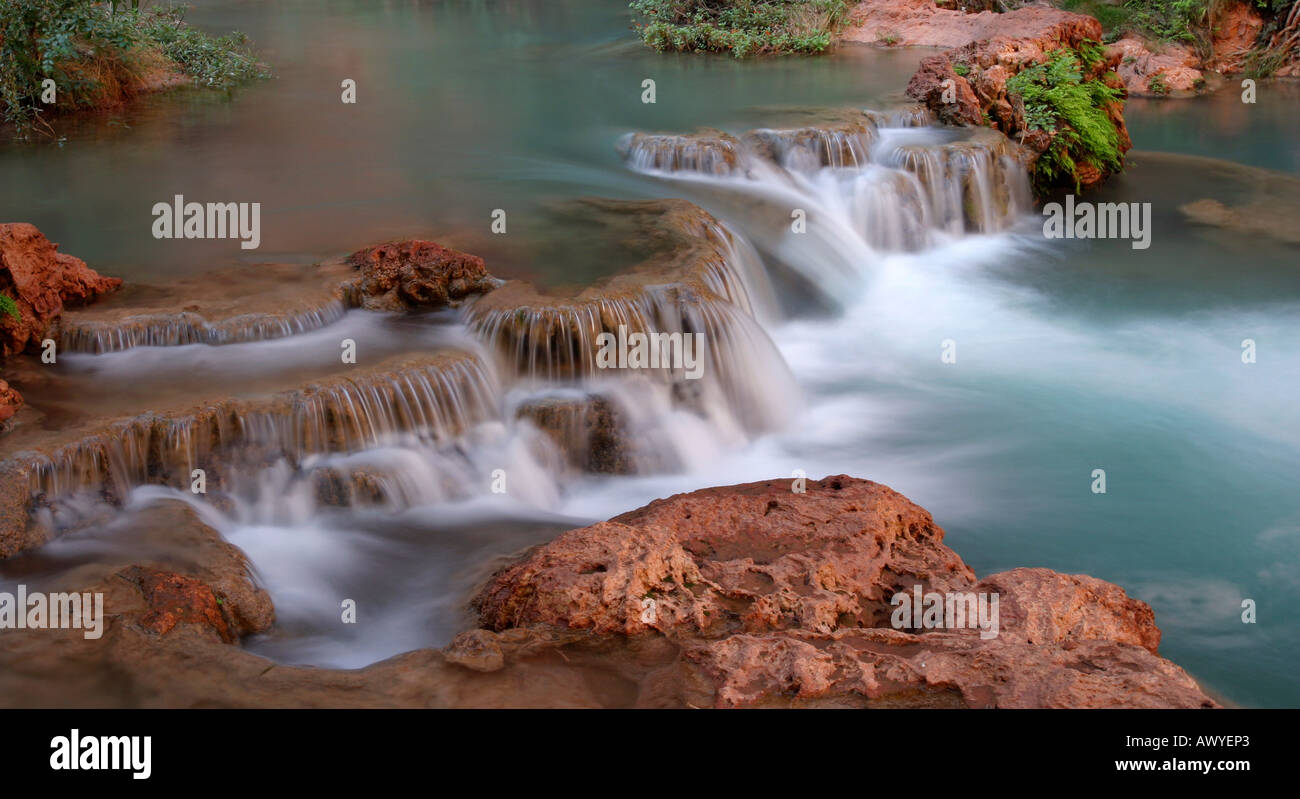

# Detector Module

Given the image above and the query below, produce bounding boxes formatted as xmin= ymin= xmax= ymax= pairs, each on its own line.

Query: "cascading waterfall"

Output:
xmin=11 ymin=108 xmax=1034 ymax=534
xmin=618 ymin=109 xmax=1034 ymax=303
xmin=3 ymin=106 xmax=1049 ymax=668
xmin=23 ymin=354 xmax=504 ymax=528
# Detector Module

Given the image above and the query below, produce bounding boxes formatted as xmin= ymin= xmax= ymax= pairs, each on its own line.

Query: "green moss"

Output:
xmin=1005 ymin=45 xmax=1125 ymax=192
xmin=629 ymin=0 xmax=850 ymax=58
xmin=0 ymin=293 xmax=19 ymax=322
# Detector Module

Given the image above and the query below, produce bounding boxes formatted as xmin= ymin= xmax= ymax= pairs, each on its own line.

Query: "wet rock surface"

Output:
xmin=53 ymin=261 xmax=357 ymax=353
xmin=515 ymin=394 xmax=635 ymax=474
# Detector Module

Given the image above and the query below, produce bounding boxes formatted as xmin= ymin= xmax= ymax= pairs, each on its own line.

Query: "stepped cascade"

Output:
xmin=0 ymin=109 xmax=1044 ymax=663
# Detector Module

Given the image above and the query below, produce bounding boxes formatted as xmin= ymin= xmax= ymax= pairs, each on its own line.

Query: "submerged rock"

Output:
xmin=0 ymin=223 xmax=121 ymax=358
xmin=1160 ymin=152 xmax=1300 ymax=245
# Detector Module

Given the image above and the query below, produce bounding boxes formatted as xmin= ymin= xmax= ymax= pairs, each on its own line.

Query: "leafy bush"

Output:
xmin=2 ymin=1 xmax=265 ymax=133
xmin=1005 ymin=46 xmax=1125 ymax=191
xmin=629 ymin=0 xmax=851 ymax=57
xmin=138 ymin=7 xmax=265 ymax=89
xmin=2 ymin=0 xmax=138 ymax=126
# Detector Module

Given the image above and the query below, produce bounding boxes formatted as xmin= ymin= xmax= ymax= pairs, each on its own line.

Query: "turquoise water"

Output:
xmin=1 ymin=0 xmax=1297 ymax=706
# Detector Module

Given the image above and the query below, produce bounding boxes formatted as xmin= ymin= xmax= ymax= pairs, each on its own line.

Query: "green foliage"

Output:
xmin=2 ymin=1 xmax=264 ymax=132
xmin=0 ymin=294 xmax=19 ymax=322
xmin=1121 ymin=0 xmax=1215 ymax=46
xmin=1058 ymin=0 xmax=1248 ymax=56
xmin=953 ymin=61 xmax=970 ymax=76
xmin=1061 ymin=0 xmax=1293 ymax=76
xmin=629 ymin=0 xmax=851 ymax=58
xmin=1057 ymin=0 xmax=1138 ymax=38
xmin=1005 ymin=46 xmax=1125 ymax=192
xmin=1 ymin=0 xmax=139 ymax=127
xmin=138 ymin=7 xmax=265 ymax=89
xmin=1147 ymin=71 xmax=1170 ymax=94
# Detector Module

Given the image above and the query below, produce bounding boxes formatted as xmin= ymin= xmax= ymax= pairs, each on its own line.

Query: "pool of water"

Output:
xmin=1 ymin=0 xmax=1297 ymax=707
xmin=0 ymin=0 xmax=924 ymax=284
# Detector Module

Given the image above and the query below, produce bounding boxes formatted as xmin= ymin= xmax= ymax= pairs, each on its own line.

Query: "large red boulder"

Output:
xmin=0 ymin=223 xmax=121 ymax=357
xmin=473 ymin=476 xmax=1218 ymax=708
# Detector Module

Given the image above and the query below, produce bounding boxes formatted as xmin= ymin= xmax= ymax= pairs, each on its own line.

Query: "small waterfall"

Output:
xmin=620 ymin=108 xmax=1035 ymax=300
xmin=619 ymin=131 xmax=744 ymax=176
xmin=878 ymin=128 xmax=1033 ymax=236
xmin=57 ymin=301 xmax=352 ymax=354
xmin=747 ymin=126 xmax=876 ymax=171
xmin=464 ymin=208 xmax=799 ymax=436
xmin=21 ymin=354 xmax=502 ymax=526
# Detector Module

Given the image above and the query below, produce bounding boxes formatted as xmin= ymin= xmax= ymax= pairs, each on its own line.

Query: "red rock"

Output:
xmin=121 ymin=566 xmax=237 ymax=644
xmin=346 ymin=240 xmax=496 ymax=311
xmin=0 ymin=379 xmax=21 ymax=425
xmin=477 ymin=477 xmax=975 ymax=637
xmin=1208 ymin=3 xmax=1265 ymax=73
xmin=1109 ymin=37 xmax=1203 ymax=96
xmin=0 ymin=223 xmax=121 ymax=357
xmin=843 ymin=0 xmax=1102 ymax=50
xmin=473 ymin=476 xmax=1218 ymax=708
xmin=906 ymin=56 xmax=983 ymax=126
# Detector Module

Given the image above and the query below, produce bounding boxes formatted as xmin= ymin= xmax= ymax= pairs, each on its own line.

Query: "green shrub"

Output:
xmin=138 ymin=7 xmax=265 ymax=89
xmin=2 ymin=1 xmax=265 ymax=133
xmin=1005 ymin=46 xmax=1125 ymax=192
xmin=1 ymin=0 xmax=138 ymax=126
xmin=629 ymin=0 xmax=851 ymax=57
